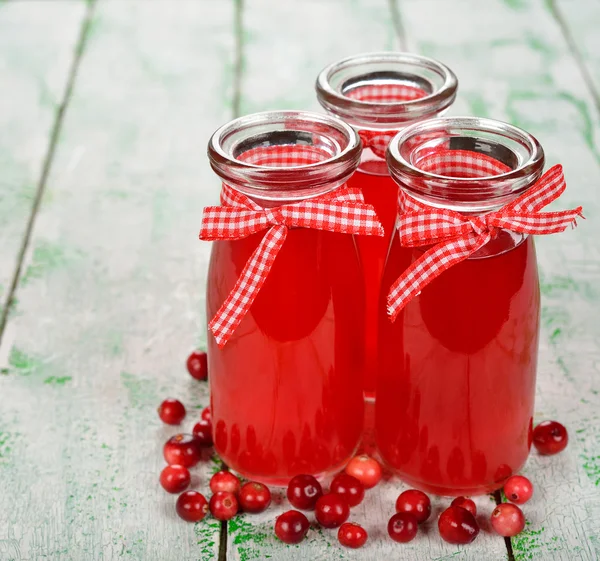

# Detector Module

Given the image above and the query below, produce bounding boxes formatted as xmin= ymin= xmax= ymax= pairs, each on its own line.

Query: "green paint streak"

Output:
xmin=8 ymin=347 xmax=43 ymax=375
xmin=120 ymin=372 xmax=158 ymax=409
xmin=464 ymin=92 xmax=490 ymax=118
xmin=502 ymin=0 xmax=526 ymax=9
xmin=43 ymin=375 xmax=72 ymax=385
xmin=512 ymin=525 xmax=544 ymax=560
xmin=21 ymin=241 xmax=83 ymax=286
xmin=0 ymin=430 xmax=18 ymax=459
xmin=194 ymin=519 xmax=220 ymax=558
xmin=506 ymin=90 xmax=600 ymax=165
xmin=105 ymin=331 xmax=124 ymax=356
xmin=229 ymin=516 xmax=272 ymax=561
xmin=577 ymin=426 xmax=600 ymax=486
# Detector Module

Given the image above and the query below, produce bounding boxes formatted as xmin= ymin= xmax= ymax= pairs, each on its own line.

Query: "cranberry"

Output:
xmin=491 ymin=503 xmax=526 ymax=537
xmin=438 ymin=506 xmax=479 ymax=544
xmin=287 ymin=474 xmax=323 ymax=510
xmin=210 ymin=471 xmax=241 ymax=495
xmin=345 ymin=455 xmax=382 ymax=489
xmin=274 ymin=510 xmax=310 ymax=544
xmin=187 ymin=350 xmax=208 ymax=380
xmin=395 ymin=489 xmax=431 ymax=523
xmin=504 ymin=475 xmax=533 ymax=504
xmin=533 ymin=420 xmax=568 ymax=455
xmin=210 ymin=491 xmax=239 ymax=521
xmin=315 ymin=493 xmax=350 ymax=528
xmin=193 ymin=419 xmax=213 ymax=447
xmin=163 ymin=434 xmax=201 ymax=467
xmin=338 ymin=522 xmax=368 ymax=548
xmin=201 ymin=406 xmax=211 ymax=422
xmin=159 ymin=465 xmax=191 ymax=494
xmin=387 ymin=512 xmax=418 ymax=543
xmin=176 ymin=490 xmax=209 ymax=522
xmin=239 ymin=481 xmax=271 ymax=513
xmin=451 ymin=496 xmax=477 ymax=516
xmin=157 ymin=398 xmax=186 ymax=425
xmin=330 ymin=473 xmax=365 ymax=507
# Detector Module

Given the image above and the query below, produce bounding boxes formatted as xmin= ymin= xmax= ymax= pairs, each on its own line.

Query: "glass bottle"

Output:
xmin=378 ymin=116 xmax=545 ymax=495
xmin=206 ymin=110 xmax=367 ymax=486
xmin=316 ymin=53 xmax=458 ymax=399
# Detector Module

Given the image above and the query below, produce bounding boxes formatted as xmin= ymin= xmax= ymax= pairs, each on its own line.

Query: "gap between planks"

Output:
xmin=218 ymin=0 xmax=245 ymax=559
xmin=0 ymin=0 xmax=97 ymax=348
xmin=546 ymin=0 xmax=600 ymax=115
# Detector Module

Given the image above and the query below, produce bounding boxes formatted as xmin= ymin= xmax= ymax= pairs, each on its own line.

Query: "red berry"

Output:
xmin=330 ymin=473 xmax=365 ymax=508
xmin=239 ymin=481 xmax=271 ymax=513
xmin=533 ymin=420 xmax=568 ymax=455
xmin=187 ymin=350 xmax=208 ymax=380
xmin=193 ymin=419 xmax=213 ymax=447
xmin=315 ymin=493 xmax=350 ymax=528
xmin=210 ymin=491 xmax=239 ymax=521
xmin=210 ymin=471 xmax=241 ymax=495
xmin=338 ymin=522 xmax=368 ymax=548
xmin=387 ymin=512 xmax=418 ymax=543
xmin=274 ymin=510 xmax=310 ymax=544
xmin=201 ymin=406 xmax=211 ymax=422
xmin=345 ymin=455 xmax=382 ymax=489
xmin=451 ymin=496 xmax=477 ymax=516
xmin=438 ymin=506 xmax=479 ymax=544
xmin=491 ymin=503 xmax=526 ymax=537
xmin=157 ymin=398 xmax=186 ymax=425
xmin=287 ymin=474 xmax=323 ymax=510
xmin=395 ymin=489 xmax=431 ymax=523
xmin=503 ymin=475 xmax=533 ymax=505
xmin=176 ymin=491 xmax=209 ymax=522
xmin=163 ymin=434 xmax=201 ymax=467
xmin=159 ymin=465 xmax=191 ymax=494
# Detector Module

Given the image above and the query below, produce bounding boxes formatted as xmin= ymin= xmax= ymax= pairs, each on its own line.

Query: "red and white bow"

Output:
xmin=387 ymin=163 xmax=583 ymax=321
xmin=201 ymin=185 xmax=384 ymax=346
xmin=349 ymin=83 xmax=428 ymax=160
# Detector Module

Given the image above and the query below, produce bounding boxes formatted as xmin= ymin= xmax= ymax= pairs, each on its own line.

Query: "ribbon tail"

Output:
xmin=209 ymin=225 xmax=288 ymax=347
xmin=386 ymin=233 xmax=489 ymax=322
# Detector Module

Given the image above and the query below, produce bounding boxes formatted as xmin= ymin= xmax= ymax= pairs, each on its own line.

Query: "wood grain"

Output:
xmin=0 ymin=0 xmax=86 ymax=318
xmin=399 ymin=0 xmax=600 ymax=559
xmin=0 ymin=1 xmax=236 ymax=559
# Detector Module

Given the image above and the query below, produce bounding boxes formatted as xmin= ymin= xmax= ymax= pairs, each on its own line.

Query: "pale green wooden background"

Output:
xmin=0 ymin=1 xmax=598 ymax=560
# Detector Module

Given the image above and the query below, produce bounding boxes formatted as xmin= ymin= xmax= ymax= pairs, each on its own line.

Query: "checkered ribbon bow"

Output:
xmin=387 ymin=157 xmax=583 ymax=321
xmin=349 ymin=84 xmax=428 ymax=159
xmin=201 ymin=184 xmax=384 ymax=346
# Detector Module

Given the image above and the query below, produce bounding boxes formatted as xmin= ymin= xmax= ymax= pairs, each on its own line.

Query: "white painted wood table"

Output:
xmin=0 ymin=1 xmax=598 ymax=560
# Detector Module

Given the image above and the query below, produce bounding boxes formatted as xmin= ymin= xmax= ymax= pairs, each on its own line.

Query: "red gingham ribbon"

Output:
xmin=201 ymin=184 xmax=384 ymax=346
xmin=349 ymin=84 xmax=428 ymax=159
xmin=387 ymin=152 xmax=583 ymax=321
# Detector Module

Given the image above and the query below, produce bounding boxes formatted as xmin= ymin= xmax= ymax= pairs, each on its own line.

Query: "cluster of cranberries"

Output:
xmin=159 ymin=351 xmax=274 ymax=522
xmin=273 ymin=454 xmax=381 ymax=547
xmin=160 ymin=354 xmax=570 ymax=548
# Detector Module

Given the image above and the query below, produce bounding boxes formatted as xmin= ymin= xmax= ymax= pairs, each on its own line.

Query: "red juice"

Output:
xmin=376 ymin=234 xmax=540 ymax=496
xmin=348 ymin=162 xmax=399 ymax=399
xmin=207 ymin=227 xmax=365 ymax=486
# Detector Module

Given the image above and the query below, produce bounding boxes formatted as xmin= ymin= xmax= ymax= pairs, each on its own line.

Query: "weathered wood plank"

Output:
xmin=226 ymin=1 xmax=508 ymax=559
xmin=552 ymin=0 xmax=600 ymax=109
xmin=0 ymin=0 xmax=86 ymax=317
xmin=0 ymin=1 xmax=236 ymax=559
xmin=399 ymin=0 xmax=600 ymax=559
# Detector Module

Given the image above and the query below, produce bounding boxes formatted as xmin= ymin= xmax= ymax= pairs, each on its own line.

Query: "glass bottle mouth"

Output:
xmin=386 ymin=116 xmax=545 ymax=213
xmin=315 ymin=52 xmax=458 ymax=130
xmin=207 ymin=110 xmax=362 ymax=201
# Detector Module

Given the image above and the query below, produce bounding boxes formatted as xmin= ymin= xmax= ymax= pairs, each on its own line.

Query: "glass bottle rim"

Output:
xmin=386 ymin=116 xmax=545 ymax=211
xmin=315 ymin=52 xmax=458 ymax=129
xmin=207 ymin=110 xmax=362 ymax=201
